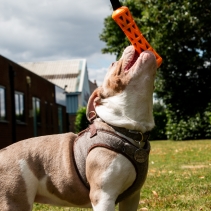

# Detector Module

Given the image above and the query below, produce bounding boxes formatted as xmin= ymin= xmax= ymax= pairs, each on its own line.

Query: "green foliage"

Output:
xmin=150 ymin=102 xmax=167 ymax=140
xmin=152 ymin=0 xmax=211 ymax=119
xmin=151 ymin=103 xmax=211 ymax=141
xmin=74 ymin=107 xmax=89 ymax=133
xmin=166 ymin=105 xmax=211 ymax=140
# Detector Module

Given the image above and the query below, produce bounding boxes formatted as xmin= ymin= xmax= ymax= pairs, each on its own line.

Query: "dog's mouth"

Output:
xmin=124 ymin=50 xmax=139 ymax=71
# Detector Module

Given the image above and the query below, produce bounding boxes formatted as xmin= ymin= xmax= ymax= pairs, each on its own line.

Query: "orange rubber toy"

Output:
xmin=110 ymin=1 xmax=162 ymax=67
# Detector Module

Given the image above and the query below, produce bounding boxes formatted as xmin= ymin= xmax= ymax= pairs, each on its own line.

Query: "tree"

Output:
xmin=150 ymin=102 xmax=167 ymax=140
xmin=74 ymin=107 xmax=89 ymax=133
xmin=100 ymin=0 xmax=211 ymax=139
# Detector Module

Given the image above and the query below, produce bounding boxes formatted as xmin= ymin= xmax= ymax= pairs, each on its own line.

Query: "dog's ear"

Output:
xmin=86 ymin=88 xmax=101 ymax=122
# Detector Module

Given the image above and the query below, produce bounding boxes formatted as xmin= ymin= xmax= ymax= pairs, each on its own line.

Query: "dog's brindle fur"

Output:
xmin=0 ymin=46 xmax=157 ymax=211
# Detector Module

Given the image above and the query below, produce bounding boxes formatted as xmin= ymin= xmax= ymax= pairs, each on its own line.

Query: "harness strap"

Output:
xmin=73 ymin=122 xmax=150 ymax=203
xmin=109 ymin=124 xmax=150 ymax=143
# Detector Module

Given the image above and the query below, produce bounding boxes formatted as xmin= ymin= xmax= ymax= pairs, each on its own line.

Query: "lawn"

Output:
xmin=33 ymin=140 xmax=211 ymax=211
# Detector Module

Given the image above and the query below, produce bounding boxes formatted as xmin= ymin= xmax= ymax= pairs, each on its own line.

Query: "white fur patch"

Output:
xmin=96 ymin=90 xmax=154 ymax=132
xmin=18 ymin=159 xmax=84 ymax=207
xmin=19 ymin=159 xmax=38 ymax=206
xmin=36 ymin=176 xmax=77 ymax=207
xmin=92 ymin=154 xmax=136 ymax=211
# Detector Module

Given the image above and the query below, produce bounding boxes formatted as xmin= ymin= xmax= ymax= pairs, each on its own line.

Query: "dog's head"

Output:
xmin=87 ymin=46 xmax=157 ymax=133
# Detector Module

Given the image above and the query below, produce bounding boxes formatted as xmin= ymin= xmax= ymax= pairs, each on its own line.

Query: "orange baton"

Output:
xmin=110 ymin=1 xmax=162 ymax=67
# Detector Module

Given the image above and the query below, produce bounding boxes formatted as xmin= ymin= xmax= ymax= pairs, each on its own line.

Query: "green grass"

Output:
xmin=33 ymin=140 xmax=211 ymax=211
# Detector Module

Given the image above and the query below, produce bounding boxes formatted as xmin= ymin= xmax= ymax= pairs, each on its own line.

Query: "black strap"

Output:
xmin=108 ymin=124 xmax=150 ymax=143
xmin=110 ymin=0 xmax=122 ymax=11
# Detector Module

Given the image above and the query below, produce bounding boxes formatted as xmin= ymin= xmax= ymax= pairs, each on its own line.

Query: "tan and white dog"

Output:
xmin=0 ymin=46 xmax=157 ymax=211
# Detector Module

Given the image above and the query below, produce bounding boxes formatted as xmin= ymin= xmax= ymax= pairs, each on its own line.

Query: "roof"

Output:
xmin=19 ymin=59 xmax=87 ymax=93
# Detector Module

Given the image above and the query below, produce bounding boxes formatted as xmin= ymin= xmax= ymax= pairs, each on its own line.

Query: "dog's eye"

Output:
xmin=111 ymin=62 xmax=115 ymax=66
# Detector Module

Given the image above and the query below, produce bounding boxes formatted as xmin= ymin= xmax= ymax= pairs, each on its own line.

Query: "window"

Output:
xmin=0 ymin=86 xmax=6 ymax=121
xmin=33 ymin=97 xmax=41 ymax=124
xmin=45 ymin=101 xmax=48 ymax=126
xmin=58 ymin=106 xmax=63 ymax=133
xmin=50 ymin=103 xmax=54 ymax=128
xmin=15 ymin=91 xmax=25 ymax=122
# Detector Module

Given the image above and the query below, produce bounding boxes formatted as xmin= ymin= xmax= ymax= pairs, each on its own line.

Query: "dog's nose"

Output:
xmin=141 ymin=51 xmax=157 ymax=67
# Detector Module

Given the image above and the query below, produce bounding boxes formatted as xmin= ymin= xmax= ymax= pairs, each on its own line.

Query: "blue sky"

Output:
xmin=0 ymin=0 xmax=117 ymax=85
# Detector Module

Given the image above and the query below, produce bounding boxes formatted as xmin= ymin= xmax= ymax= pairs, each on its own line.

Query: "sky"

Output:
xmin=0 ymin=0 xmax=117 ymax=86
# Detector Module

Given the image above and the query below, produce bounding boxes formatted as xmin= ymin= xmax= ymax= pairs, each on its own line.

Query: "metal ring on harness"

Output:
xmin=134 ymin=132 xmax=144 ymax=143
xmin=128 ymin=130 xmax=144 ymax=143
xmin=88 ymin=111 xmax=97 ymax=122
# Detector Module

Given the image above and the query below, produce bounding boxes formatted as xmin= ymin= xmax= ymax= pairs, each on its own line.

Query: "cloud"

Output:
xmin=87 ymin=52 xmax=116 ymax=85
xmin=0 ymin=0 xmax=112 ymax=57
xmin=0 ymin=0 xmax=119 ymax=84
xmin=88 ymin=67 xmax=108 ymax=86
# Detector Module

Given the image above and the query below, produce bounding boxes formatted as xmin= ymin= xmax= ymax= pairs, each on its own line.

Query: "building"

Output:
xmin=20 ymin=59 xmax=94 ymax=132
xmin=89 ymin=80 xmax=98 ymax=94
xmin=0 ymin=55 xmax=68 ymax=149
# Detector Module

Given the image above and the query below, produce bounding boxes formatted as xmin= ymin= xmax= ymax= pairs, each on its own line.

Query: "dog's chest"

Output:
xmin=74 ymin=122 xmax=150 ymax=203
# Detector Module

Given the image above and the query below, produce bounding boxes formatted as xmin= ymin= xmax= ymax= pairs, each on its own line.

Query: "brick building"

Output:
xmin=20 ymin=59 xmax=96 ymax=132
xmin=0 ymin=55 xmax=68 ymax=149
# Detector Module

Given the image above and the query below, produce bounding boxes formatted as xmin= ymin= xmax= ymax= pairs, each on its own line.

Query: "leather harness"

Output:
xmin=73 ymin=121 xmax=150 ymax=203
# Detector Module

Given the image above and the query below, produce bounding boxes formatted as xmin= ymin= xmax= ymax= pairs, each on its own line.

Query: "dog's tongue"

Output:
xmin=125 ymin=51 xmax=139 ymax=71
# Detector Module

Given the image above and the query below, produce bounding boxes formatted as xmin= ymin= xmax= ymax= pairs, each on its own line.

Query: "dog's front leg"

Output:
xmin=119 ymin=190 xmax=140 ymax=211
xmin=86 ymin=147 xmax=136 ymax=211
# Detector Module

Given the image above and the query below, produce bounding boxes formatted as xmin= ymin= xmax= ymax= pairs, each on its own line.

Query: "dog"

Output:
xmin=0 ymin=45 xmax=157 ymax=211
